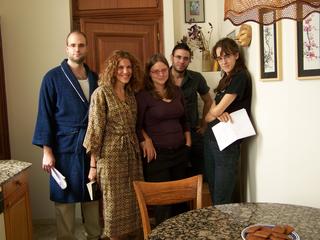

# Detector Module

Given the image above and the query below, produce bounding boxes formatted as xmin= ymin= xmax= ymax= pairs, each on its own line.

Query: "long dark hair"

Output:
xmin=212 ymin=38 xmax=250 ymax=93
xmin=144 ymin=53 xmax=176 ymax=99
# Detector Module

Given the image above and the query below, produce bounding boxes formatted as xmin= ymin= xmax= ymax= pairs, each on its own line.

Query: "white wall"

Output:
xmin=247 ymin=19 xmax=320 ymax=208
xmin=163 ymin=0 xmax=175 ymax=59
xmin=0 ymin=0 xmax=71 ymax=219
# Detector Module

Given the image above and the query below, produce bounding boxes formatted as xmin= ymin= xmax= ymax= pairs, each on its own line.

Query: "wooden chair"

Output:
xmin=133 ymin=174 xmax=203 ymax=240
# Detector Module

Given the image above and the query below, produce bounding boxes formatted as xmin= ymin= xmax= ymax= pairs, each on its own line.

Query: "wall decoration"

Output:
xmin=227 ymin=30 xmax=236 ymax=40
xmin=259 ymin=22 xmax=282 ymax=81
xmin=184 ymin=0 xmax=205 ymax=23
xmin=297 ymin=12 xmax=320 ymax=80
xmin=236 ymin=24 xmax=252 ymax=47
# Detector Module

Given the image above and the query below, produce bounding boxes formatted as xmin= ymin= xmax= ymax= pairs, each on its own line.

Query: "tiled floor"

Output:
xmin=33 ymin=221 xmax=87 ymax=240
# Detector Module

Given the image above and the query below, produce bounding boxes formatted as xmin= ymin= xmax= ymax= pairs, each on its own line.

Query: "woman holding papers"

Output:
xmin=204 ymin=38 xmax=252 ymax=205
xmin=83 ymin=50 xmax=143 ymax=240
xmin=136 ymin=53 xmax=191 ymax=225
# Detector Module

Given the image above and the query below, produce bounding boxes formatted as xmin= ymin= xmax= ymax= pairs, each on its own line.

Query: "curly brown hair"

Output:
xmin=144 ymin=53 xmax=176 ymax=100
xmin=98 ymin=50 xmax=143 ymax=92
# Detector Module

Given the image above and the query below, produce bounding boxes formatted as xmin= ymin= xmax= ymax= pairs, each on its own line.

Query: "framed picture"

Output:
xmin=297 ymin=12 xmax=320 ymax=80
xmin=184 ymin=0 xmax=205 ymax=23
xmin=259 ymin=22 xmax=282 ymax=81
xmin=227 ymin=30 xmax=236 ymax=40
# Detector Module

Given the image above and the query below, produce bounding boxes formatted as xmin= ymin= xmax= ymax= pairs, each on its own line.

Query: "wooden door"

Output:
xmin=81 ymin=18 xmax=161 ymax=73
xmin=0 ymin=22 xmax=11 ymax=160
xmin=72 ymin=0 xmax=163 ymax=73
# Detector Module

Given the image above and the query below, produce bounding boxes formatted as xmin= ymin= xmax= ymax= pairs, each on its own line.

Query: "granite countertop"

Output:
xmin=0 ymin=160 xmax=32 ymax=185
xmin=148 ymin=202 xmax=320 ymax=240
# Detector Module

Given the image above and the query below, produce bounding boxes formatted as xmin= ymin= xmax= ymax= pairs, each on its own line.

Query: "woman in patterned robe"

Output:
xmin=83 ymin=50 xmax=143 ymax=240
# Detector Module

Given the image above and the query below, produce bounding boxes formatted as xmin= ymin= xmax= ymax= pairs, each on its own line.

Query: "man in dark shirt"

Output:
xmin=170 ymin=42 xmax=213 ymax=176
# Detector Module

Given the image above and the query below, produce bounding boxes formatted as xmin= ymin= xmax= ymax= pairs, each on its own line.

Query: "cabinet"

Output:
xmin=3 ymin=170 xmax=32 ymax=240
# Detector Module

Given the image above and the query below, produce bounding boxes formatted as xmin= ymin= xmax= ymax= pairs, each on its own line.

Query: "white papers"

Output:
xmin=211 ymin=108 xmax=256 ymax=151
xmin=51 ymin=168 xmax=67 ymax=189
xmin=86 ymin=181 xmax=96 ymax=200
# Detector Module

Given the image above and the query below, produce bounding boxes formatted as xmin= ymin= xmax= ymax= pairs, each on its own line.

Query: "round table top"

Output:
xmin=148 ymin=202 xmax=320 ymax=240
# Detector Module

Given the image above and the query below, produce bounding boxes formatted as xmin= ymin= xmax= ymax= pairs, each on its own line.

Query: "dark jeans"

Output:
xmin=143 ymin=145 xmax=189 ymax=225
xmin=203 ymin=132 xmax=240 ymax=205
xmin=187 ymin=129 xmax=205 ymax=178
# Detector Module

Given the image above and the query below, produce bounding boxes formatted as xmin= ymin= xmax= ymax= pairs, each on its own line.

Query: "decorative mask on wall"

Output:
xmin=236 ymin=24 xmax=252 ymax=47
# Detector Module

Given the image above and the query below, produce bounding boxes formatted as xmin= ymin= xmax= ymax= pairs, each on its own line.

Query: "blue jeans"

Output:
xmin=204 ymin=132 xmax=240 ymax=205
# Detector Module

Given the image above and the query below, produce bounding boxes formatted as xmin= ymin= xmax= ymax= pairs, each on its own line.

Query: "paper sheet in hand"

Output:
xmin=211 ymin=108 xmax=256 ymax=151
xmin=51 ymin=168 xmax=67 ymax=189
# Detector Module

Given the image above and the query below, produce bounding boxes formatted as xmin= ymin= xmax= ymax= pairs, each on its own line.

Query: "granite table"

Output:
xmin=148 ymin=202 xmax=320 ymax=240
xmin=0 ymin=159 xmax=32 ymax=185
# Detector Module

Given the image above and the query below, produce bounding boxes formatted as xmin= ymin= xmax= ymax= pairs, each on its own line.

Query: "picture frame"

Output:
xmin=184 ymin=0 xmax=205 ymax=23
xmin=259 ymin=22 xmax=282 ymax=81
xmin=297 ymin=12 xmax=320 ymax=80
xmin=227 ymin=30 xmax=236 ymax=40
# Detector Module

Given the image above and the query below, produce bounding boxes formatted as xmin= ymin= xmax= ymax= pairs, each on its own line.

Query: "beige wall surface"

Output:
xmin=1 ymin=0 xmax=320 ymax=221
xmin=0 ymin=0 xmax=71 ymax=219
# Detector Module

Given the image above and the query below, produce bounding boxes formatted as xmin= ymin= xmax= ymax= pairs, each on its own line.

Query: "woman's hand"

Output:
xmin=140 ymin=138 xmax=157 ymax=163
xmin=88 ymin=154 xmax=97 ymax=181
xmin=217 ymin=112 xmax=232 ymax=123
xmin=88 ymin=167 xmax=97 ymax=182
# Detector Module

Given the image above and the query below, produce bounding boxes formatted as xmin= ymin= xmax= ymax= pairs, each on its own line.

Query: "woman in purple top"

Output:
xmin=136 ymin=53 xmax=191 ymax=225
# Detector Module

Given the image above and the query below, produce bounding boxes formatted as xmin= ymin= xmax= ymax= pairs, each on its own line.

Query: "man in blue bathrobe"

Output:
xmin=33 ymin=31 xmax=101 ymax=240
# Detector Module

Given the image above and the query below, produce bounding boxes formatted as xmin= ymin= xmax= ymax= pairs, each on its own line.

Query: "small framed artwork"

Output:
xmin=227 ymin=30 xmax=236 ymax=40
xmin=184 ymin=0 xmax=205 ymax=23
xmin=259 ymin=22 xmax=282 ymax=81
xmin=297 ymin=12 xmax=320 ymax=80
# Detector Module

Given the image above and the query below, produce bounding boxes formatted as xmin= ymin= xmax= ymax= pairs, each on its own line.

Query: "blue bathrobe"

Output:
xmin=33 ymin=59 xmax=98 ymax=203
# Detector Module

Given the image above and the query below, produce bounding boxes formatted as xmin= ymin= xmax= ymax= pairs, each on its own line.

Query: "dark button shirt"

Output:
xmin=179 ymin=69 xmax=210 ymax=128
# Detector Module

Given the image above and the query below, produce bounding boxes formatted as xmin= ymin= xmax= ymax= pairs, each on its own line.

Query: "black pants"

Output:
xmin=187 ymin=129 xmax=205 ymax=177
xmin=143 ymin=145 xmax=189 ymax=225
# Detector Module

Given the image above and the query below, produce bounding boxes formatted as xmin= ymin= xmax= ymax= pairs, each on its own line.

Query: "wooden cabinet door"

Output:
xmin=76 ymin=0 xmax=159 ymax=10
xmin=3 ymin=171 xmax=32 ymax=240
xmin=4 ymin=188 xmax=32 ymax=240
xmin=81 ymin=18 xmax=161 ymax=73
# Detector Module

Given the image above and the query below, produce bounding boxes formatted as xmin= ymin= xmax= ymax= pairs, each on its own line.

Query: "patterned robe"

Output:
xmin=83 ymin=85 xmax=143 ymax=237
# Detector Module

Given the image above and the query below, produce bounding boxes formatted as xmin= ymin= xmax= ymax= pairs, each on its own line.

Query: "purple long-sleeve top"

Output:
xmin=136 ymin=87 xmax=190 ymax=149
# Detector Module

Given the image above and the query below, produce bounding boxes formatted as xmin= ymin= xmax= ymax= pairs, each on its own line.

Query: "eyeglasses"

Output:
xmin=67 ymin=43 xmax=86 ymax=48
xmin=215 ymin=54 xmax=232 ymax=62
xmin=150 ymin=68 xmax=168 ymax=75
xmin=173 ymin=55 xmax=190 ymax=62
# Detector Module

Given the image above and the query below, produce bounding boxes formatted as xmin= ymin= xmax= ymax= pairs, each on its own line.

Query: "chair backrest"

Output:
xmin=133 ymin=174 xmax=203 ymax=239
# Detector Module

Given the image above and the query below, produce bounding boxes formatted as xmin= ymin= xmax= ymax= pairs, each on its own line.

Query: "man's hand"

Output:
xmin=42 ymin=146 xmax=55 ymax=173
xmin=196 ymin=125 xmax=207 ymax=135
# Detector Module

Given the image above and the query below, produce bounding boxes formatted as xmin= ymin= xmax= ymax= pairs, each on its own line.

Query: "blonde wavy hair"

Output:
xmin=98 ymin=50 xmax=143 ymax=92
